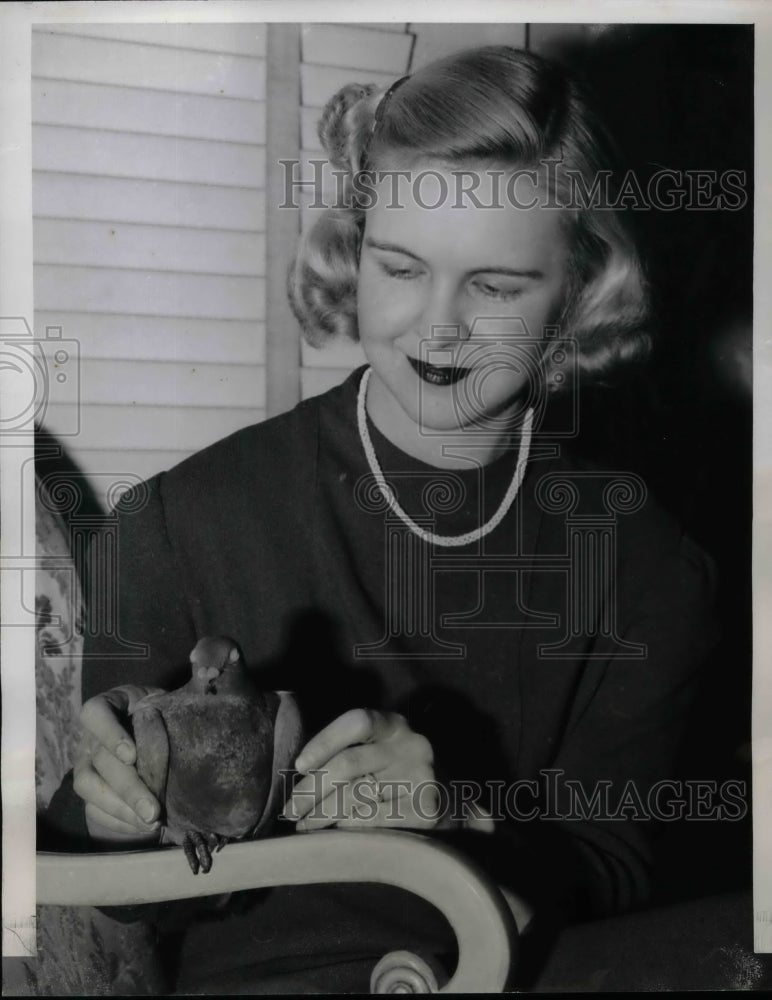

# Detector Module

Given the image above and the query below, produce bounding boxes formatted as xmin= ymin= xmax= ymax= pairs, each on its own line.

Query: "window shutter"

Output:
xmin=33 ymin=24 xmax=268 ymax=497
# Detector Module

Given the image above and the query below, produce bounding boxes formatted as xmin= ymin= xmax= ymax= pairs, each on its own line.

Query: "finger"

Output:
xmin=80 ymin=684 xmax=161 ymax=763
xmin=373 ymin=777 xmax=412 ymax=802
xmin=89 ymin=745 xmax=161 ymax=824
xmin=296 ymin=778 xmax=384 ymax=831
xmin=295 ymin=774 xmax=443 ymax=831
xmin=80 ymin=692 xmax=137 ymax=765
xmin=293 ymin=790 xmax=338 ymax=832
xmin=373 ymin=772 xmax=438 ymax=802
xmin=75 ymin=761 xmax=161 ymax=832
xmin=288 ymin=733 xmax=436 ymax=821
xmin=335 ymin=783 xmax=443 ymax=831
xmin=335 ymin=811 xmax=439 ymax=831
xmin=85 ymin=802 xmax=161 ymax=841
xmin=295 ymin=710 xmax=407 ymax=773
xmin=288 ymin=736 xmax=436 ymax=820
xmin=287 ymin=746 xmax=391 ymax=820
xmin=368 ymin=732 xmax=435 ymax=776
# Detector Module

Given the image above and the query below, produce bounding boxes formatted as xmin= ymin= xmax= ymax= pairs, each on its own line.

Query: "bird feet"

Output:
xmin=182 ymin=831 xmax=227 ymax=874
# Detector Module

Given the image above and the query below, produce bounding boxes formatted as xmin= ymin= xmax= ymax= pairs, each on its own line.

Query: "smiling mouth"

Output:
xmin=408 ymin=356 xmax=471 ymax=386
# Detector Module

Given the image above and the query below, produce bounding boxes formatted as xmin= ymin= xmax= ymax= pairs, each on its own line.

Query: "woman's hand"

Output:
xmin=285 ymin=709 xmax=447 ymax=832
xmin=73 ymin=685 xmax=164 ymax=843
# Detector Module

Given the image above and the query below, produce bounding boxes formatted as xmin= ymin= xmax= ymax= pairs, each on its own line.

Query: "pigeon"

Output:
xmin=130 ymin=636 xmax=302 ymax=874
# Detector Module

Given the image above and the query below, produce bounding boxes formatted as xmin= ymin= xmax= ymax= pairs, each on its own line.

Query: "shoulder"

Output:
xmin=149 ymin=371 xmax=361 ymax=516
xmin=164 ymin=394 xmax=319 ymax=497
xmin=108 ymin=372 xmax=360 ymax=545
xmin=541 ymin=447 xmax=717 ymax=607
xmin=543 ymin=447 xmax=684 ymax=545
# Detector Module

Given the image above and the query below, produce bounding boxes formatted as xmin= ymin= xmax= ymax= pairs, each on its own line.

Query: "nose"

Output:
xmin=419 ymin=280 xmax=470 ymax=354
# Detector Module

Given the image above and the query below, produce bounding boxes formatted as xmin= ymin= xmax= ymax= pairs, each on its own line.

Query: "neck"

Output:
xmin=364 ymin=369 xmax=524 ymax=470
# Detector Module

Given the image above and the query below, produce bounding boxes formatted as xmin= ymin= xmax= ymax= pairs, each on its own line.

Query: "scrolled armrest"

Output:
xmin=38 ymin=829 xmax=517 ymax=992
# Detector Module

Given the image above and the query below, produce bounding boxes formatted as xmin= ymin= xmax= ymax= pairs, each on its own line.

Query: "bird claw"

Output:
xmin=182 ymin=831 xmax=228 ymax=874
xmin=182 ymin=834 xmax=202 ymax=875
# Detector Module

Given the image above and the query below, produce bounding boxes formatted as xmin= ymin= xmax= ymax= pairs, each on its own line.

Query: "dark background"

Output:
xmin=538 ymin=23 xmax=754 ymax=902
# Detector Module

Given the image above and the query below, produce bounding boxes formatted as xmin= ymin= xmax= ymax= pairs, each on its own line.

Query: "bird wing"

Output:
xmin=130 ymin=698 xmax=170 ymax=808
xmin=250 ymin=690 xmax=304 ymax=839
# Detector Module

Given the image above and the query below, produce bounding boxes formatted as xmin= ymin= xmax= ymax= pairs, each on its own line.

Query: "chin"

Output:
xmin=366 ymin=353 xmax=529 ymax=437
xmin=420 ymin=385 xmax=528 ymax=433
xmin=402 ymin=397 xmax=500 ymax=435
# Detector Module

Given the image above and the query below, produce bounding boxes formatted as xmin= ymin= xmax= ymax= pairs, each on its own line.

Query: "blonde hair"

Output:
xmin=287 ymin=46 xmax=652 ymax=387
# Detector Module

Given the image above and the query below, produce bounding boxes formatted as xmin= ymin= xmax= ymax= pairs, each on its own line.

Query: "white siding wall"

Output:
xmin=32 ymin=24 xmax=268 ymax=495
xmin=32 ymin=22 xmax=531 ymax=501
xmin=298 ymin=23 xmax=414 ymax=402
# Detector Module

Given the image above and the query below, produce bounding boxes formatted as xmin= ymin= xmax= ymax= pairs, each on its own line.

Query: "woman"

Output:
xmin=62 ymin=46 xmax=717 ymax=989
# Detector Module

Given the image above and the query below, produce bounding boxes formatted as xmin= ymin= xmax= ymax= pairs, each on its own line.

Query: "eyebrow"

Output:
xmin=362 ymin=238 xmax=544 ymax=279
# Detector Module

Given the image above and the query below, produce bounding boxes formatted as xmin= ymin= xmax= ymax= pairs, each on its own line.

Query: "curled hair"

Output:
xmin=288 ymin=46 xmax=652 ymax=385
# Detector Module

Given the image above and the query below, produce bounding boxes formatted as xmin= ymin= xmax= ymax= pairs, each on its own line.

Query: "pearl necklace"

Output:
xmin=356 ymin=366 xmax=534 ymax=547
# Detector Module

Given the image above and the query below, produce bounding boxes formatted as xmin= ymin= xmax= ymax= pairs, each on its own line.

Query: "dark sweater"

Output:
xmin=70 ymin=365 xmax=716 ymax=923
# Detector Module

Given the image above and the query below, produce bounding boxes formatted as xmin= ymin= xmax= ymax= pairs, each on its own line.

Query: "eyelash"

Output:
xmin=379 ymin=261 xmax=421 ymax=280
xmin=376 ymin=261 xmax=522 ymax=300
xmin=472 ymin=281 xmax=522 ymax=301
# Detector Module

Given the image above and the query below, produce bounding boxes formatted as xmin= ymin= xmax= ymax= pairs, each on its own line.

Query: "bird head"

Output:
xmin=189 ymin=636 xmax=247 ymax=695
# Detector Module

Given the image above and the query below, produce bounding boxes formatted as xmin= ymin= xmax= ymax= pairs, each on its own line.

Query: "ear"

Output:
xmin=228 ymin=647 xmax=239 ymax=664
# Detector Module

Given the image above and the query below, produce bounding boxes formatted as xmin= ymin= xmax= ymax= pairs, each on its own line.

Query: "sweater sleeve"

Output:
xmin=445 ymin=530 xmax=719 ymax=923
xmin=550 ymin=530 xmax=719 ymax=915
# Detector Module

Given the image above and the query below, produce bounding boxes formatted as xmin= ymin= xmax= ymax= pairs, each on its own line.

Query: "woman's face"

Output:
xmin=357 ymin=162 xmax=571 ymax=439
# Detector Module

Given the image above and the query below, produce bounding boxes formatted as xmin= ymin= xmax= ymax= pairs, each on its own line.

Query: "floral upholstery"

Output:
xmin=21 ymin=472 xmax=166 ymax=996
xmin=35 ymin=478 xmax=83 ymax=812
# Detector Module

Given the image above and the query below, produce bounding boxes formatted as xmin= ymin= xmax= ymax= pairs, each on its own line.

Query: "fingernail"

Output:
xmin=295 ymin=754 xmax=308 ymax=773
xmin=116 ymin=741 xmax=134 ymax=764
xmin=137 ymin=798 xmax=157 ymax=823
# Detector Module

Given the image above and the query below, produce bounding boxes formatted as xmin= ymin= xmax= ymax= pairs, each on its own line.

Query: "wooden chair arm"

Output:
xmin=37 ymin=829 xmax=517 ymax=993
